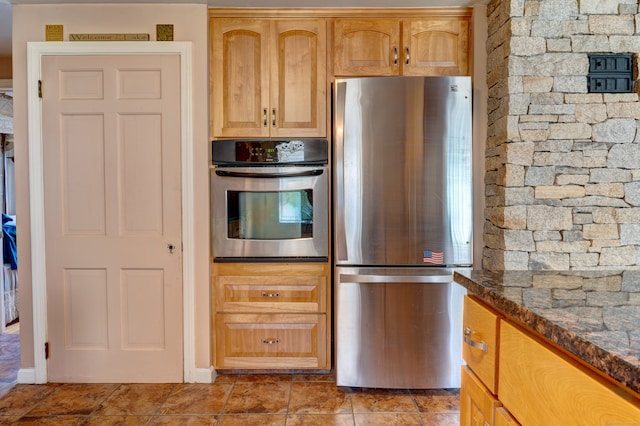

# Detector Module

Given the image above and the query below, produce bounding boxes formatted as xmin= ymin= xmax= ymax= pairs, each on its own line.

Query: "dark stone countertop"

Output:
xmin=453 ymin=269 xmax=640 ymax=396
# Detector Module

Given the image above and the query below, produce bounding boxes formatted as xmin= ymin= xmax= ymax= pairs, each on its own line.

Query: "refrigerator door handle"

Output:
xmin=334 ymin=81 xmax=348 ymax=261
xmin=339 ymin=273 xmax=453 ymax=283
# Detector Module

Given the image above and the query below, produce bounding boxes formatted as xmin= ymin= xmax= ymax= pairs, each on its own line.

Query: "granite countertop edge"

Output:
xmin=453 ymin=271 xmax=640 ymax=396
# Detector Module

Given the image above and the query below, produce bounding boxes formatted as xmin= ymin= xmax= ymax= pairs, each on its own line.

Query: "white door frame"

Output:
xmin=24 ymin=41 xmax=202 ymax=383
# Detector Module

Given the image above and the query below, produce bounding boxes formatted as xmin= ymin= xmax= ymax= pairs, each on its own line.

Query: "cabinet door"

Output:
xmin=402 ymin=17 xmax=470 ymax=76
xmin=271 ymin=20 xmax=327 ymax=137
xmin=215 ymin=313 xmax=327 ymax=369
xmin=460 ymin=366 xmax=500 ymax=426
xmin=211 ymin=18 xmax=270 ymax=137
xmin=499 ymin=321 xmax=640 ymax=425
xmin=334 ymin=19 xmax=400 ymax=76
xmin=495 ymin=407 xmax=520 ymax=426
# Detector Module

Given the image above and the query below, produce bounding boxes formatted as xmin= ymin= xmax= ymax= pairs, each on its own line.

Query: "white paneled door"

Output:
xmin=41 ymin=55 xmax=183 ymax=382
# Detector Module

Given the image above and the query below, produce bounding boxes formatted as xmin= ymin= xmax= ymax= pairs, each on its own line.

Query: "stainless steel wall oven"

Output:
xmin=211 ymin=139 xmax=328 ymax=261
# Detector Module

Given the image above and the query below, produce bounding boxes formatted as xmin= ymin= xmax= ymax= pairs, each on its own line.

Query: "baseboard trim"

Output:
xmin=17 ymin=368 xmax=36 ymax=384
xmin=190 ymin=367 xmax=216 ymax=383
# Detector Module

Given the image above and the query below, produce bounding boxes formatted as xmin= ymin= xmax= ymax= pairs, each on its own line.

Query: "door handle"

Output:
xmin=167 ymin=243 xmax=176 ymax=254
xmin=463 ymin=327 xmax=488 ymax=352
xmin=215 ymin=169 xmax=324 ymax=179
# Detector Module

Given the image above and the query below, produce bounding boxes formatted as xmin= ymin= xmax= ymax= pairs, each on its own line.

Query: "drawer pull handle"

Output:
xmin=261 ymin=292 xmax=280 ymax=297
xmin=464 ymin=327 xmax=488 ymax=352
xmin=261 ymin=338 xmax=280 ymax=345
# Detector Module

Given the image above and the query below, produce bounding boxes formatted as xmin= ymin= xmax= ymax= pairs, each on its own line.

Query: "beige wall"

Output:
xmin=12 ymin=3 xmax=211 ymax=372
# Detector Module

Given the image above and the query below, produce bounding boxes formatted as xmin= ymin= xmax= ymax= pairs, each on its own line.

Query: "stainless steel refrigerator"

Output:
xmin=334 ymin=76 xmax=472 ymax=389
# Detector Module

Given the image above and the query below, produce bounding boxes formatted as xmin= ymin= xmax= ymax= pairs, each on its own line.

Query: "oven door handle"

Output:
xmin=215 ymin=169 xmax=324 ymax=179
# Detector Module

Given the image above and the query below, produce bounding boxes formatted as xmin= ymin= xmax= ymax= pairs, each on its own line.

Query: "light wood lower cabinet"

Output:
xmin=499 ymin=321 xmax=640 ymax=425
xmin=460 ymin=365 xmax=500 ymax=426
xmin=461 ymin=295 xmax=640 ymax=426
xmin=212 ymin=262 xmax=330 ymax=370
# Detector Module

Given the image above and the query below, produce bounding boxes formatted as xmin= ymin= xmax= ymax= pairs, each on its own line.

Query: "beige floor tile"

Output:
xmin=26 ymin=384 xmax=118 ymax=416
xmin=234 ymin=374 xmax=292 ymax=384
xmin=411 ymin=388 xmax=460 ymax=413
xmin=351 ymin=388 xmax=417 ymax=413
xmin=291 ymin=372 xmax=336 ymax=383
xmin=147 ymin=415 xmax=218 ymax=425
xmin=157 ymin=383 xmax=232 ymax=415
xmin=11 ymin=414 xmax=89 ymax=424
xmin=217 ymin=413 xmax=286 ymax=425
xmin=287 ymin=413 xmax=355 ymax=425
xmin=421 ymin=412 xmax=460 ymax=425
xmin=93 ymin=383 xmax=176 ymax=416
xmin=84 ymin=415 xmax=152 ymax=425
xmin=354 ymin=412 xmax=423 ymax=425
xmin=288 ymin=382 xmax=352 ymax=414
xmin=223 ymin=381 xmax=290 ymax=414
xmin=0 ymin=385 xmax=60 ymax=416
xmin=212 ymin=374 xmax=237 ymax=384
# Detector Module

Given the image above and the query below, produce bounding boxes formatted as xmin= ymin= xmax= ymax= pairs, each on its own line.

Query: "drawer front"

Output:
xmin=215 ymin=275 xmax=326 ymax=313
xmin=462 ymin=295 xmax=499 ymax=393
xmin=460 ymin=366 xmax=500 ymax=426
xmin=499 ymin=321 xmax=640 ymax=425
xmin=215 ymin=313 xmax=327 ymax=369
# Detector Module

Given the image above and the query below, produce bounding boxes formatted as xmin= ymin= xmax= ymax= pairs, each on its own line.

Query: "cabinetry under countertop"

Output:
xmin=212 ymin=262 xmax=331 ymax=370
xmin=455 ymin=270 xmax=640 ymax=425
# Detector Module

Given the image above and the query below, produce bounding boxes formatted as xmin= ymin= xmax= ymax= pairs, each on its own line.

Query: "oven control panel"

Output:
xmin=236 ymin=140 xmax=302 ymax=163
xmin=212 ymin=138 xmax=328 ymax=165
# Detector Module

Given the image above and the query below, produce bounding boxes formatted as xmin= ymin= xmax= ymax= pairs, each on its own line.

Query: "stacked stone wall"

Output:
xmin=483 ymin=0 xmax=640 ymax=270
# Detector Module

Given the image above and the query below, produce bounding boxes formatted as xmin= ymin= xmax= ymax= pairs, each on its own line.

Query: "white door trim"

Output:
xmin=24 ymin=41 xmax=203 ymax=383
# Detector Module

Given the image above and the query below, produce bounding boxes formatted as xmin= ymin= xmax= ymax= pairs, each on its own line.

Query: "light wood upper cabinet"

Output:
xmin=333 ymin=19 xmax=400 ymax=76
xmin=211 ymin=18 xmax=327 ymax=138
xmin=403 ymin=18 xmax=470 ymax=76
xmin=334 ymin=16 xmax=470 ymax=76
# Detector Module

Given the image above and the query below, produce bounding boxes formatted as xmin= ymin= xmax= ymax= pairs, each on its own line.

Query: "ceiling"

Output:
xmin=0 ymin=0 xmax=487 ymax=57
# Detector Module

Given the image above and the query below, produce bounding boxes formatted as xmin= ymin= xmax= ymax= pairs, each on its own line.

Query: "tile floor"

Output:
xmin=0 ymin=374 xmax=460 ymax=425
xmin=0 ymin=327 xmax=460 ymax=425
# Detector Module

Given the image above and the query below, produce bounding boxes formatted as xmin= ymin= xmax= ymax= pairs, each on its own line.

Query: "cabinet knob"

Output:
xmin=464 ymin=327 xmax=488 ymax=352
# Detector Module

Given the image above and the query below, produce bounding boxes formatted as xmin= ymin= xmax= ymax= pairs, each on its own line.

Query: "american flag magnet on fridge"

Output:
xmin=423 ymin=250 xmax=444 ymax=265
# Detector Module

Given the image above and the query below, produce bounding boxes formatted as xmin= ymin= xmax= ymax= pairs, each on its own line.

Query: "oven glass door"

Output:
xmin=227 ymin=190 xmax=313 ymax=240
xmin=211 ymin=165 xmax=328 ymax=260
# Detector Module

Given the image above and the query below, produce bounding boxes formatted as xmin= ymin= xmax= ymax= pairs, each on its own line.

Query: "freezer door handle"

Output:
xmin=339 ymin=273 xmax=453 ymax=283
xmin=334 ymin=81 xmax=349 ymax=261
